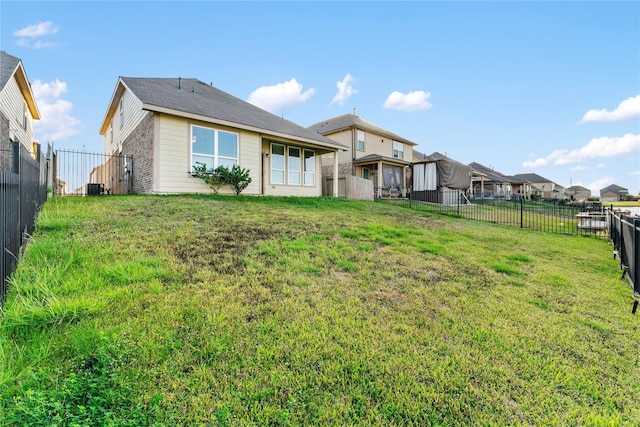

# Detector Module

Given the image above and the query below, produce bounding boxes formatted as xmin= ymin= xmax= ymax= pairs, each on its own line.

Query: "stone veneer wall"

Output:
xmin=321 ymin=162 xmax=353 ymax=179
xmin=122 ymin=112 xmax=154 ymax=193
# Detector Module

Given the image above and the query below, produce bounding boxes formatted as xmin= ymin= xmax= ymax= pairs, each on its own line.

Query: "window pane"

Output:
xmin=272 ymin=144 xmax=285 ymax=169
xmin=192 ymin=127 xmax=214 ymax=155
xmin=218 ymin=131 xmax=238 ymax=159
xmin=304 ymin=150 xmax=315 ymax=173
xmin=289 ymin=147 xmax=301 ymax=172
xmin=192 ymin=155 xmax=214 ymax=171
xmin=357 ymin=130 xmax=365 ymax=151
xmin=218 ymin=157 xmax=237 ymax=168
xmin=289 ymin=171 xmax=300 ymax=185
xmin=304 ymin=172 xmax=314 ymax=186
xmin=272 ymin=170 xmax=285 ymax=184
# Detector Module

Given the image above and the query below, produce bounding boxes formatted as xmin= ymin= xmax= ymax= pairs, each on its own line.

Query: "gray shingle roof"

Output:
xmin=307 ymin=114 xmax=417 ymax=146
xmin=512 ymin=173 xmax=555 ymax=184
xmin=0 ymin=51 xmax=20 ymax=92
xmin=468 ymin=162 xmax=510 ymax=182
xmin=119 ymin=77 xmax=345 ymax=150
xmin=600 ymin=184 xmax=628 ymax=194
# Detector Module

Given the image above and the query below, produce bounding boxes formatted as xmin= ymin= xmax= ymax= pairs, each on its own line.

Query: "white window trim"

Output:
xmin=393 ymin=140 xmax=404 ymax=159
xmin=288 ymin=146 xmax=301 ymax=186
xmin=270 ymin=142 xmax=315 ymax=186
xmin=190 ymin=124 xmax=239 ymax=171
xmin=119 ymin=98 xmax=124 ymax=129
xmin=357 ymin=129 xmax=365 ymax=151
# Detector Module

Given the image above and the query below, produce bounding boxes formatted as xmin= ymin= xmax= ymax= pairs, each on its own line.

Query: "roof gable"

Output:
xmin=100 ymin=77 xmax=345 ymax=150
xmin=0 ymin=51 xmax=40 ymax=119
xmin=600 ymin=184 xmax=628 ymax=194
xmin=308 ymin=113 xmax=417 ymax=146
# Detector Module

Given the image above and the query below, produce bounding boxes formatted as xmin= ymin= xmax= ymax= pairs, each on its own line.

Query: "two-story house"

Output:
xmin=600 ymin=184 xmax=629 ymax=202
xmin=0 ymin=51 xmax=40 ymax=170
xmin=512 ymin=173 xmax=562 ymax=199
xmin=565 ymin=185 xmax=591 ymax=202
xmin=98 ymin=77 xmax=346 ymax=196
xmin=308 ymin=113 xmax=417 ymax=197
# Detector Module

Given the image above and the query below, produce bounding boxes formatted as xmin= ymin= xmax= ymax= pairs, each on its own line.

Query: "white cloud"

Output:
xmin=569 ymin=165 xmax=587 ymax=171
xmin=587 ymin=176 xmax=615 ymax=194
xmin=630 ymin=171 xmax=640 ymax=177
xmin=14 ymin=21 xmax=58 ymax=37
xmin=581 ymin=95 xmax=640 ymax=123
xmin=595 ymin=163 xmax=605 ymax=169
xmin=383 ymin=90 xmax=432 ymax=112
xmin=522 ymin=134 xmax=640 ymax=169
xmin=331 ymin=73 xmax=358 ymax=105
xmin=32 ymin=79 xmax=82 ymax=142
xmin=247 ymin=78 xmax=315 ymax=113
xmin=13 ymin=21 xmax=58 ymax=49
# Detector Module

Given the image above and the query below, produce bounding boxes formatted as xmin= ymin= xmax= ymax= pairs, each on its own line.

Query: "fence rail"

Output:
xmin=1 ymin=142 xmax=48 ymax=307
xmin=609 ymin=211 xmax=640 ymax=313
xmin=378 ymin=189 xmax=608 ymax=237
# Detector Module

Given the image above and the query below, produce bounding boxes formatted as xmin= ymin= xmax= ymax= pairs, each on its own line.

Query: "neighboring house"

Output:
xmin=565 ymin=185 xmax=591 ymax=202
xmin=512 ymin=173 xmax=562 ymax=199
xmin=0 ymin=51 xmax=40 ymax=170
xmin=308 ymin=113 xmax=417 ymax=197
xmin=468 ymin=162 xmax=515 ymax=200
xmin=99 ymin=77 xmax=346 ymax=196
xmin=412 ymin=148 xmax=428 ymax=163
xmin=600 ymin=184 xmax=629 ymax=202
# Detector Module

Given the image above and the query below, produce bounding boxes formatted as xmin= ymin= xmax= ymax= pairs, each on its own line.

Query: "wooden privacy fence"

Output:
xmin=1 ymin=142 xmax=47 ymax=307
xmin=323 ymin=175 xmax=374 ymax=201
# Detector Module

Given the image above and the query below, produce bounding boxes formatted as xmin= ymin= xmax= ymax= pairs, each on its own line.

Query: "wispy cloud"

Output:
xmin=522 ymin=134 xmax=640 ymax=168
xmin=14 ymin=21 xmax=59 ymax=49
xmin=630 ymin=170 xmax=640 ymax=177
xmin=581 ymin=95 xmax=640 ymax=123
xmin=587 ymin=176 xmax=615 ymax=194
xmin=331 ymin=73 xmax=357 ymax=106
xmin=383 ymin=90 xmax=432 ymax=112
xmin=248 ymin=78 xmax=315 ymax=113
xmin=569 ymin=165 xmax=587 ymax=171
xmin=32 ymin=79 xmax=82 ymax=142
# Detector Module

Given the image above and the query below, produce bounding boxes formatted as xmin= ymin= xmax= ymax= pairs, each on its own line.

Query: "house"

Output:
xmin=98 ymin=77 xmax=346 ymax=196
xmin=412 ymin=152 xmax=472 ymax=204
xmin=565 ymin=185 xmax=591 ymax=202
xmin=600 ymin=184 xmax=629 ymax=202
xmin=0 ymin=51 xmax=40 ymax=170
xmin=468 ymin=162 xmax=515 ymax=200
xmin=512 ymin=173 xmax=562 ymax=199
xmin=308 ymin=113 xmax=417 ymax=197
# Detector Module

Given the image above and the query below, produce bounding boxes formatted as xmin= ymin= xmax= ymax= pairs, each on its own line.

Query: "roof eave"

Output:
xmin=13 ymin=62 xmax=40 ymax=120
xmin=99 ymin=78 xmax=127 ymax=135
xmin=144 ymin=104 xmax=348 ymax=151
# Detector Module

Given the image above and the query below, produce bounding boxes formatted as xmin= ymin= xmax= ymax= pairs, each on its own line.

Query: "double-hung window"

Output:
xmin=357 ymin=129 xmax=365 ymax=151
xmin=119 ymin=98 xmax=124 ymax=129
xmin=191 ymin=125 xmax=239 ymax=171
xmin=392 ymin=141 xmax=404 ymax=159
xmin=271 ymin=143 xmax=315 ymax=186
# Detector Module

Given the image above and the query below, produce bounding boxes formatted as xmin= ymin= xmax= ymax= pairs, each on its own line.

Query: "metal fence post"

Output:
xmin=520 ymin=198 xmax=524 ymax=228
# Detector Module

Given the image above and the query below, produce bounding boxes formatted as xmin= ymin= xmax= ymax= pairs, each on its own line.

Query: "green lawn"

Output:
xmin=1 ymin=195 xmax=638 ymax=426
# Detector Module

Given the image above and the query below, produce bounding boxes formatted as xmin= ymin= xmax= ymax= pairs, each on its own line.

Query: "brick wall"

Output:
xmin=122 ymin=112 xmax=154 ymax=193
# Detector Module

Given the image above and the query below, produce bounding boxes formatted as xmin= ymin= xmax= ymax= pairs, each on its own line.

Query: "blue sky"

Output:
xmin=2 ymin=1 xmax=639 ymax=195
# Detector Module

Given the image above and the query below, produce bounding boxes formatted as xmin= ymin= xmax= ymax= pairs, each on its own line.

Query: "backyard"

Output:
xmin=1 ymin=195 xmax=638 ymax=426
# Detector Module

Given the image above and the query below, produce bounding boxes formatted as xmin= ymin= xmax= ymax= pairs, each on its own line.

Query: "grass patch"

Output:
xmin=1 ymin=195 xmax=637 ymax=426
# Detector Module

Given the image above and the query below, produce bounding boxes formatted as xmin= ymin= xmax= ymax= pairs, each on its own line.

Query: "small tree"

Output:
xmin=192 ymin=163 xmax=252 ymax=196
xmin=224 ymin=164 xmax=252 ymax=196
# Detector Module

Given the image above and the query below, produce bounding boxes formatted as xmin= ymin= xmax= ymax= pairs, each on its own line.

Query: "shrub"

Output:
xmin=192 ymin=163 xmax=252 ymax=196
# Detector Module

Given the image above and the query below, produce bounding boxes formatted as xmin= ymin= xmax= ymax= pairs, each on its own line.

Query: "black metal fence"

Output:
xmin=1 ymin=142 xmax=48 ymax=307
xmin=609 ymin=211 xmax=640 ymax=313
xmin=52 ymin=149 xmax=131 ymax=196
xmin=378 ymin=189 xmax=608 ymax=237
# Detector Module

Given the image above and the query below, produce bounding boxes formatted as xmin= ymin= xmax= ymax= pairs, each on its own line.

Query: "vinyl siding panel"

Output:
xmin=0 ymin=76 xmax=35 ymax=151
xmin=107 ymin=90 xmax=146 ymax=154
xmin=155 ymin=114 xmax=261 ymax=194
xmin=321 ymin=129 xmax=353 ymax=167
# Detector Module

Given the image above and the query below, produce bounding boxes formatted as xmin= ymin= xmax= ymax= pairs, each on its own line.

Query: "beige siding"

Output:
xmin=321 ymin=129 xmax=353 ymax=167
xmin=105 ymin=90 xmax=147 ymax=154
xmin=154 ymin=114 xmax=261 ymax=195
xmin=0 ymin=76 xmax=35 ymax=150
